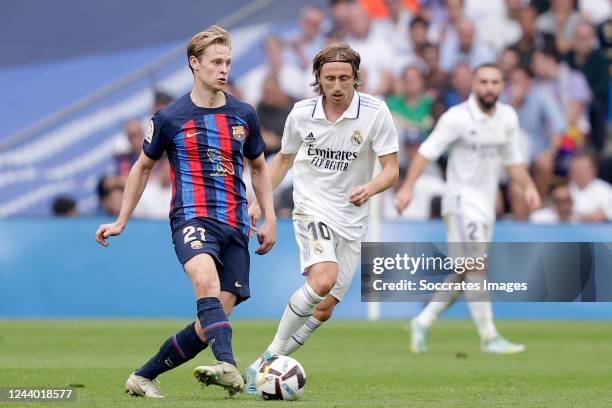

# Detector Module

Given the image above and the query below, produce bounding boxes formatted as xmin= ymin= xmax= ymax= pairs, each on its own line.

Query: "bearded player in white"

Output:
xmin=395 ymin=64 xmax=541 ymax=354
xmin=244 ymin=43 xmax=399 ymax=393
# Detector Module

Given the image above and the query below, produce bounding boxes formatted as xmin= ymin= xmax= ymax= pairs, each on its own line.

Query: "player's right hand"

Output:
xmin=248 ymin=201 xmax=262 ymax=231
xmin=255 ymin=218 xmax=276 ymax=255
xmin=394 ymin=187 xmax=413 ymax=214
xmin=95 ymin=222 xmax=125 ymax=247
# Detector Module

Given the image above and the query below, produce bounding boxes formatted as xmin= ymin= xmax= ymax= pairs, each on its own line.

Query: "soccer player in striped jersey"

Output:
xmin=95 ymin=26 xmax=276 ymax=398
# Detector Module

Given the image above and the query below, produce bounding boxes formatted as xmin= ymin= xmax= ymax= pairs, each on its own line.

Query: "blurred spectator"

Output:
xmin=133 ymin=155 xmax=172 ymax=220
xmin=224 ymin=78 xmax=244 ymax=99
xmin=463 ymin=0 xmax=505 ymax=23
xmin=256 ymin=75 xmax=297 ymax=158
xmin=346 ymin=3 xmax=394 ymax=95
xmin=238 ymin=36 xmax=308 ymax=106
xmin=387 ymin=66 xmax=434 ymax=153
xmin=372 ymin=0 xmax=413 ymax=54
xmin=579 ymin=0 xmax=612 ymax=25
xmin=565 ymin=21 xmax=610 ymax=153
xmin=286 ymin=6 xmax=327 ymax=71
xmin=441 ymin=62 xmax=472 ymax=108
xmin=498 ymin=47 xmax=521 ymax=82
xmin=568 ymin=153 xmax=612 ymax=222
xmin=477 ymin=0 xmax=523 ymax=53
xmin=51 ymin=196 xmax=77 ymax=217
xmin=153 ymin=90 xmax=173 ymax=113
xmin=327 ymin=0 xmax=355 ymax=40
xmin=440 ymin=19 xmax=496 ymax=72
xmin=428 ymin=0 xmax=465 ymax=47
xmin=535 ymin=0 xmax=580 ymax=54
xmin=422 ymin=44 xmax=449 ymax=99
xmin=383 ymin=137 xmax=445 ymax=220
xmin=598 ymin=17 xmax=612 ymax=61
xmin=511 ymin=6 xmax=554 ymax=69
xmin=408 ymin=16 xmax=431 ymax=58
xmin=529 ymin=0 xmax=550 ymax=15
xmin=599 ymin=156 xmax=612 ymax=185
xmin=114 ymin=119 xmax=144 ymax=178
xmin=507 ymin=67 xmax=566 ymax=202
xmin=530 ymin=184 xmax=576 ymax=223
xmin=531 ymin=46 xmax=591 ymax=139
xmin=97 ymin=175 xmax=124 ymax=217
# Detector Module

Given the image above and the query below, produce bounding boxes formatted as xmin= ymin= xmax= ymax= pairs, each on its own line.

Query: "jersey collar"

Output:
xmin=312 ymin=90 xmax=360 ymax=122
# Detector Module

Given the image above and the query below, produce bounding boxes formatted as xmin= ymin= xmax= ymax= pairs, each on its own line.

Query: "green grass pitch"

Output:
xmin=1 ymin=320 xmax=611 ymax=407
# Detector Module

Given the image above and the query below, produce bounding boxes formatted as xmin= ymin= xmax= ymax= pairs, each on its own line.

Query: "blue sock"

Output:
xmin=135 ymin=322 xmax=207 ymax=380
xmin=197 ymin=297 xmax=236 ymax=367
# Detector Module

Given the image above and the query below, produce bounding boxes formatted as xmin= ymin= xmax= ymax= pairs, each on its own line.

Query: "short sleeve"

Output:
xmin=372 ymin=104 xmax=399 ymax=156
xmin=569 ymin=71 xmax=591 ymax=104
xmin=243 ymin=108 xmax=265 ymax=160
xmin=280 ymin=109 xmax=302 ymax=154
xmin=143 ymin=111 xmax=171 ymax=160
xmin=501 ymin=109 xmax=524 ymax=166
xmin=418 ymin=110 xmax=460 ymax=161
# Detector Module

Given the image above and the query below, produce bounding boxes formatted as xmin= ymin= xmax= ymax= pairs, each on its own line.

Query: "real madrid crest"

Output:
xmin=232 ymin=125 xmax=245 ymax=141
xmin=314 ymin=243 xmax=324 ymax=255
xmin=351 ymin=129 xmax=362 ymax=146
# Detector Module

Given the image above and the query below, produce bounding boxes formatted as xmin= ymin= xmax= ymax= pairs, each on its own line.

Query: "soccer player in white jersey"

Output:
xmin=244 ymin=43 xmax=399 ymax=393
xmin=395 ymin=63 xmax=541 ymax=354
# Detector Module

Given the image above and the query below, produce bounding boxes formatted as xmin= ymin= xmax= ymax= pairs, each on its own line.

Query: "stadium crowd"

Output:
xmin=56 ymin=0 xmax=611 ymax=224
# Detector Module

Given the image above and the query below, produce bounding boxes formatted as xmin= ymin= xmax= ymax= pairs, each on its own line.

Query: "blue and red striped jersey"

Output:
xmin=143 ymin=92 xmax=264 ymax=236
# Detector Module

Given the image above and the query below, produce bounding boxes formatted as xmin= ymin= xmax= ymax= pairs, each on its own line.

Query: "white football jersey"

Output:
xmin=418 ymin=94 xmax=524 ymax=222
xmin=281 ymin=91 xmax=399 ymax=240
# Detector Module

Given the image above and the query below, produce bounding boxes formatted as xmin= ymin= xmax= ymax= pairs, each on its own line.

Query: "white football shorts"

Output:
xmin=292 ymin=215 xmax=361 ymax=301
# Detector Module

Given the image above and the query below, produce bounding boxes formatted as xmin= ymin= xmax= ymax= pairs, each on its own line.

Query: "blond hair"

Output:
xmin=187 ymin=25 xmax=231 ymax=72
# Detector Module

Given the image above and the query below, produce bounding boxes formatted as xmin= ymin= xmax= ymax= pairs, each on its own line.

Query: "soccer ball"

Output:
xmin=255 ymin=355 xmax=306 ymax=400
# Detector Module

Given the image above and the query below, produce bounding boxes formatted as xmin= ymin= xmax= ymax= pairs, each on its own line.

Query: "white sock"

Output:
xmin=267 ymin=283 xmax=324 ymax=355
xmin=464 ymin=274 xmax=498 ymax=341
xmin=415 ymin=301 xmax=451 ymax=328
xmin=415 ymin=275 xmax=462 ymax=328
xmin=285 ymin=317 xmax=324 ymax=355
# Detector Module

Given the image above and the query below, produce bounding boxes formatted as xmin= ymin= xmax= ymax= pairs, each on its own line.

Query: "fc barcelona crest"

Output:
xmin=232 ymin=125 xmax=246 ymax=141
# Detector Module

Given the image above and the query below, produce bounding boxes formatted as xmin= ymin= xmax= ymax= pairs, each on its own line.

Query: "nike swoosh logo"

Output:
xmin=186 ymin=131 xmax=203 ymax=138
xmin=234 ymin=281 xmax=242 ymax=288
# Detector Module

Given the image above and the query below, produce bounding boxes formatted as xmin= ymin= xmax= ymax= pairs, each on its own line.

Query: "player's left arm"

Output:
xmin=350 ymin=104 xmax=400 ymax=206
xmin=245 ymin=108 xmax=276 ymax=255
xmin=349 ymin=152 xmax=399 ymax=207
xmin=506 ymin=165 xmax=540 ymax=211
xmin=503 ymin=108 xmax=541 ymax=211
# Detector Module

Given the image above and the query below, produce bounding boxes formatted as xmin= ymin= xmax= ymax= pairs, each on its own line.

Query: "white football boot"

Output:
xmin=244 ymin=350 xmax=276 ymax=396
xmin=410 ymin=319 xmax=429 ymax=354
xmin=124 ymin=372 xmax=164 ymax=398
xmin=481 ymin=335 xmax=526 ymax=354
xmin=193 ymin=361 xmax=244 ymax=396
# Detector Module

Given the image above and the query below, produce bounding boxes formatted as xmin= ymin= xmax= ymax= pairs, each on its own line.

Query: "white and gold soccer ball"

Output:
xmin=255 ymin=355 xmax=306 ymax=400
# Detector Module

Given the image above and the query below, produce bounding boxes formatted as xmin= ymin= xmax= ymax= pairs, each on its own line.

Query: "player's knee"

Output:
xmin=309 ymin=275 xmax=336 ymax=296
xmin=193 ymin=273 xmax=220 ymax=297
xmin=314 ymin=303 xmax=334 ymax=322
